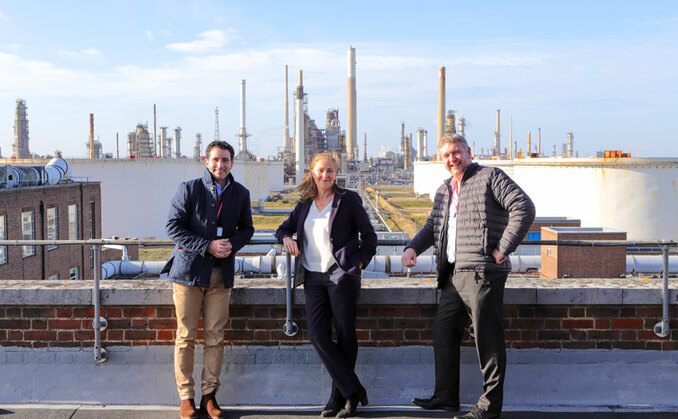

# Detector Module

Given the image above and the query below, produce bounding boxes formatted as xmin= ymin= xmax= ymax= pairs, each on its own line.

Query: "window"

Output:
xmin=21 ymin=211 xmax=35 ymax=257
xmin=0 ymin=215 xmax=6 ymax=265
xmin=47 ymin=207 xmax=58 ymax=250
xmin=68 ymin=204 xmax=78 ymax=240
xmin=528 ymin=232 xmax=541 ymax=241
xmin=69 ymin=267 xmax=79 ymax=280
xmin=48 ymin=274 xmax=60 ymax=280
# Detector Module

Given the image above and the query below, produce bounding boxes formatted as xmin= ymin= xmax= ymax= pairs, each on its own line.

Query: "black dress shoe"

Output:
xmin=412 ymin=396 xmax=460 ymax=412
xmin=320 ymin=393 xmax=345 ymax=417
xmin=336 ymin=386 xmax=368 ymax=418
xmin=453 ymin=406 xmax=500 ymax=419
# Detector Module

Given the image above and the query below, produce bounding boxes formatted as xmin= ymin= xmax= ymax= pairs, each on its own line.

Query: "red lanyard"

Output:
xmin=450 ymin=180 xmax=460 ymax=213
xmin=216 ymin=191 xmax=224 ymax=219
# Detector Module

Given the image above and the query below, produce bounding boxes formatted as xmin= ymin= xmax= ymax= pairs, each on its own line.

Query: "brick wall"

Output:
xmin=1 ymin=304 xmax=676 ymax=350
xmin=541 ymin=228 xmax=627 ymax=278
xmin=0 ymin=182 xmax=102 ymax=280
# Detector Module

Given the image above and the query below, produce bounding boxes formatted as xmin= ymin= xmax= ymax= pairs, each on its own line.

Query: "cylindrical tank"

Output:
xmin=44 ymin=158 xmax=70 ymax=185
xmin=412 ymin=158 xmax=678 ymax=241
xmin=12 ymin=166 xmax=40 ymax=187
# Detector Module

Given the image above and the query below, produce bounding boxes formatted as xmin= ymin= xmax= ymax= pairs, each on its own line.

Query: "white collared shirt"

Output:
xmin=301 ymin=200 xmax=337 ymax=273
xmin=446 ymin=180 xmax=460 ymax=264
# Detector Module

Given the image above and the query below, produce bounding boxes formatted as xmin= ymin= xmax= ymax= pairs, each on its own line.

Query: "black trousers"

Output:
xmin=432 ymin=270 xmax=507 ymax=415
xmin=304 ymin=268 xmax=362 ymax=398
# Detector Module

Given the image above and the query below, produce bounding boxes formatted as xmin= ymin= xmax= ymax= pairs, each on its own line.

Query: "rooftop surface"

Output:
xmin=2 ymin=405 xmax=678 ymax=418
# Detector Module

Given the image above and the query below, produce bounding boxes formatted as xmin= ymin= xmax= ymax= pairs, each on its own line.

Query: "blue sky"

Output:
xmin=1 ymin=0 xmax=677 ymax=159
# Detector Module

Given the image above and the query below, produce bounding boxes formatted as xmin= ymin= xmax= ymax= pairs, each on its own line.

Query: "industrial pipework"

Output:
xmin=0 ymin=157 xmax=70 ymax=189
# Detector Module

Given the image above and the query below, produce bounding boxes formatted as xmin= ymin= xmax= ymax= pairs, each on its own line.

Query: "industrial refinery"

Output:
xmin=1 ymin=45 xmax=678 ymax=244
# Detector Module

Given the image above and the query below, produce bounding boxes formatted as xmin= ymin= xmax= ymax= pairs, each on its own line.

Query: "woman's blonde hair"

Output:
xmin=297 ymin=152 xmax=342 ymax=202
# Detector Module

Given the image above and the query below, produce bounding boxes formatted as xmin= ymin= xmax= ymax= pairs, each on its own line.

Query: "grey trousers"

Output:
xmin=432 ymin=270 xmax=507 ymax=415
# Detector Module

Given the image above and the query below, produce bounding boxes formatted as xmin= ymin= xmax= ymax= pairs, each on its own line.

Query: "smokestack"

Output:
xmin=459 ymin=116 xmax=465 ymax=137
xmin=423 ymin=130 xmax=428 ymax=158
xmin=527 ymin=131 xmax=532 ymax=156
xmin=445 ymin=110 xmax=456 ymax=134
xmin=437 ymin=67 xmax=445 ymax=160
xmin=284 ymin=65 xmax=290 ymax=153
xmin=160 ymin=127 xmax=168 ymax=158
xmin=400 ymin=122 xmax=405 ymax=153
xmin=173 ymin=127 xmax=181 ymax=159
xmin=194 ymin=133 xmax=202 ymax=161
xmin=89 ymin=114 xmax=94 ymax=159
xmin=347 ymin=46 xmax=357 ymax=160
xmin=494 ymin=109 xmax=500 ymax=156
xmin=416 ymin=128 xmax=424 ymax=161
xmin=116 ymin=133 xmax=119 ymax=159
xmin=509 ymin=115 xmax=513 ymax=159
xmin=538 ymin=128 xmax=542 ymax=156
xmin=153 ymin=104 xmax=157 ymax=157
xmin=567 ymin=132 xmax=574 ymax=157
xmin=238 ymin=79 xmax=250 ymax=154
xmin=295 ymin=70 xmax=305 ymax=184
xmin=363 ymin=133 xmax=367 ymax=162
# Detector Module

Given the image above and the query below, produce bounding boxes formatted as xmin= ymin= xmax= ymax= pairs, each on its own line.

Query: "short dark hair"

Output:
xmin=205 ymin=141 xmax=235 ymax=160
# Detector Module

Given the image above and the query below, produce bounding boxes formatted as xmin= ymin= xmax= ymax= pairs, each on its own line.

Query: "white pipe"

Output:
xmin=626 ymin=255 xmax=678 ymax=274
xmin=100 ymin=254 xmax=678 ymax=280
xmin=102 ymin=244 xmax=129 ymax=261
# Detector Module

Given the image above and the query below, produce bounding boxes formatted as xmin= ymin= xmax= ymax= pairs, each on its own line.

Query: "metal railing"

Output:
xmin=1 ymin=238 xmax=676 ymax=363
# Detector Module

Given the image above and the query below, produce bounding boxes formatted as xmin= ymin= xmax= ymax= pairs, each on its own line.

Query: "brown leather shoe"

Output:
xmin=200 ymin=392 xmax=226 ymax=419
xmin=179 ymin=399 xmax=199 ymax=419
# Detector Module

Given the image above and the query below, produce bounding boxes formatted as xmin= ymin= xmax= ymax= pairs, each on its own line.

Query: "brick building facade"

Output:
xmin=0 ymin=182 xmax=102 ymax=280
xmin=540 ymin=227 xmax=627 ymax=279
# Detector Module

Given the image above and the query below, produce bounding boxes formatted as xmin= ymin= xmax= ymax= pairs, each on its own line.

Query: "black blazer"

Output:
xmin=275 ymin=187 xmax=377 ymax=286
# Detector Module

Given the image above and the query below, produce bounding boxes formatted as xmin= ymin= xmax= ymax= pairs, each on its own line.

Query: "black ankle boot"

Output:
xmin=320 ymin=392 xmax=345 ymax=417
xmin=336 ymin=387 xmax=368 ymax=418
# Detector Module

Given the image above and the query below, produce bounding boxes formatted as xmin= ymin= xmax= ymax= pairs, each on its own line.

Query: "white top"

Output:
xmin=301 ymin=200 xmax=337 ymax=273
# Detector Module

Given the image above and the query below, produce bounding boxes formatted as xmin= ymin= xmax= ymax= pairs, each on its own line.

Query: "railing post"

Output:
xmin=283 ymin=251 xmax=298 ymax=336
xmin=92 ymin=244 xmax=108 ymax=362
xmin=654 ymin=245 xmax=670 ymax=338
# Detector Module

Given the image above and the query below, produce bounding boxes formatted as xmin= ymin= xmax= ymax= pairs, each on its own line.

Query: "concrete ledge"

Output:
xmin=1 ymin=345 xmax=677 ymax=410
xmin=0 ymin=276 xmax=676 ymax=306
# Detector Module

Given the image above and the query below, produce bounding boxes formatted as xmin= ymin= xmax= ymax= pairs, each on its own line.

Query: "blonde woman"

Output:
xmin=276 ymin=153 xmax=377 ymax=418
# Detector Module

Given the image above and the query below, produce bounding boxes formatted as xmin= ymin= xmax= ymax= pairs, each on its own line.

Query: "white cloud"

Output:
xmin=0 ymin=9 xmax=8 ymax=21
xmin=145 ymin=30 xmax=153 ymax=41
xmin=57 ymin=48 xmax=104 ymax=61
xmin=166 ymin=29 xmax=240 ymax=54
xmin=1 ymin=43 xmax=21 ymax=50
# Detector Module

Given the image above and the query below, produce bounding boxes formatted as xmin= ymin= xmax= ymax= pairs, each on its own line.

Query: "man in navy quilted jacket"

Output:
xmin=165 ymin=140 xmax=254 ymax=419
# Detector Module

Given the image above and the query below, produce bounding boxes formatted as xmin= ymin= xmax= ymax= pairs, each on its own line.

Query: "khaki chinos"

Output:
xmin=173 ymin=267 xmax=231 ymax=400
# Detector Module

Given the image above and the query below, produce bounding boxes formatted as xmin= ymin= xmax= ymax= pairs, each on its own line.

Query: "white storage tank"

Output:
xmin=413 ymin=157 xmax=678 ymax=241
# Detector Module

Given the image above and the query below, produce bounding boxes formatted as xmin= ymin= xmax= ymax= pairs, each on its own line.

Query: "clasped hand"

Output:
xmin=208 ymin=239 xmax=232 ymax=259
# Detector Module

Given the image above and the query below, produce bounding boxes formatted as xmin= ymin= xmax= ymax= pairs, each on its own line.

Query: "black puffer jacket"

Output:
xmin=406 ymin=163 xmax=535 ymax=288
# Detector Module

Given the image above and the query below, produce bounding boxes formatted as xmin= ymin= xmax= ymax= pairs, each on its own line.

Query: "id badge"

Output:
xmin=216 ymin=227 xmax=223 ymax=237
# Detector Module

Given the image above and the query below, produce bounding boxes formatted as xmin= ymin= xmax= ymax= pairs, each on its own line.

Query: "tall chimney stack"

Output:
xmin=437 ymin=67 xmax=445 ymax=160
xmin=347 ymin=46 xmax=357 ymax=161
xmin=493 ymin=109 xmax=501 ymax=156
xmin=509 ymin=115 xmax=513 ymax=159
xmin=363 ymin=133 xmax=367 ymax=162
xmin=527 ymin=131 xmax=532 ymax=156
xmin=89 ymin=113 xmax=94 ymax=159
xmin=538 ymin=128 xmax=542 ymax=156
xmin=567 ymin=132 xmax=574 ymax=157
xmin=284 ymin=65 xmax=290 ymax=153
xmin=153 ymin=104 xmax=157 ymax=157
xmin=295 ymin=70 xmax=305 ymax=184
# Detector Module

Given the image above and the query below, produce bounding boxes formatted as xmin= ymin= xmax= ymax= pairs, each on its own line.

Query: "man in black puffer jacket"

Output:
xmin=403 ymin=133 xmax=535 ymax=419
